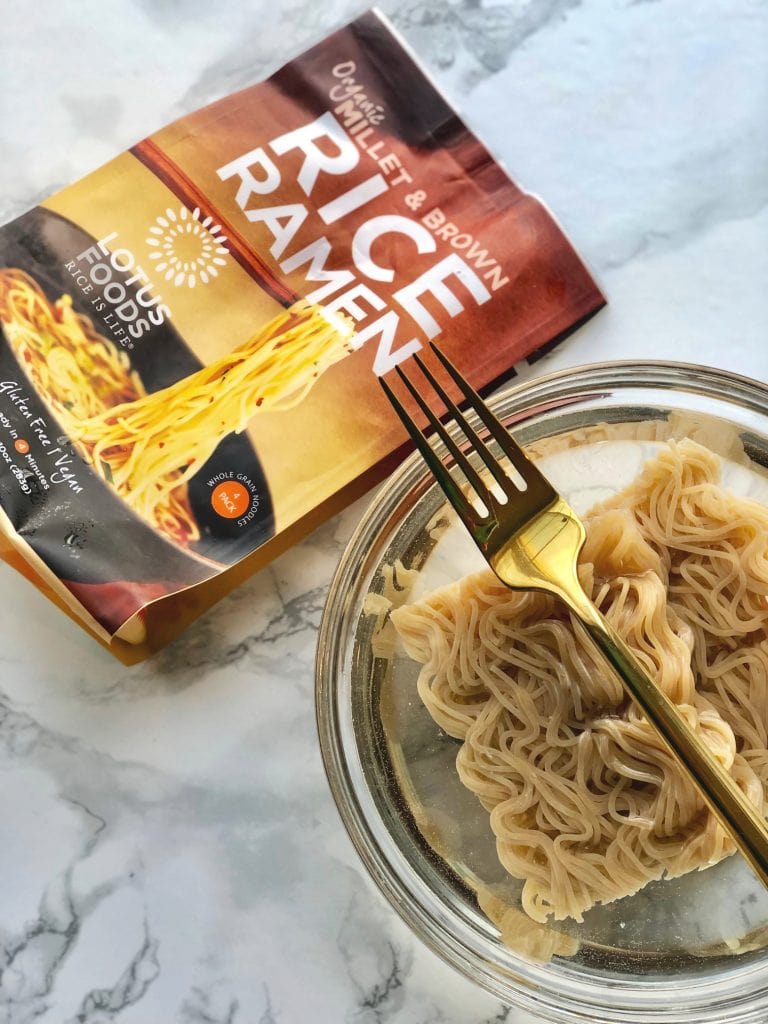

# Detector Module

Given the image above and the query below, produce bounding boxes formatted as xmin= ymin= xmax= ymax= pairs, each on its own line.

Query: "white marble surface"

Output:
xmin=0 ymin=2 xmax=767 ymax=1022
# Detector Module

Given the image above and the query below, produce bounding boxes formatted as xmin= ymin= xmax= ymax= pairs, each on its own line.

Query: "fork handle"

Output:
xmin=570 ymin=599 xmax=768 ymax=889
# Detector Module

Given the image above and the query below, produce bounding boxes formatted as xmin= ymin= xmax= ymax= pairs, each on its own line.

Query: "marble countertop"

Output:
xmin=1 ymin=2 xmax=766 ymax=1022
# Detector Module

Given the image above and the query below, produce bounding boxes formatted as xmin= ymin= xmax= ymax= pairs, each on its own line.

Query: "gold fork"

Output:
xmin=380 ymin=344 xmax=768 ymax=888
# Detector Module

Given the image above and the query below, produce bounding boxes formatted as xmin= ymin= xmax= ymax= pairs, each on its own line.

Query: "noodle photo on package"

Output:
xmin=0 ymin=268 xmax=354 ymax=547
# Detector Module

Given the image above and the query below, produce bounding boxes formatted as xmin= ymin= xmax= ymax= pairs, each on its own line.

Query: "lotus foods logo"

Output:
xmin=145 ymin=206 xmax=229 ymax=288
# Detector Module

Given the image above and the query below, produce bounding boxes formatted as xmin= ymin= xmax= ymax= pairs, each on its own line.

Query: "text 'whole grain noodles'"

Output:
xmin=0 ymin=268 xmax=355 ymax=546
xmin=392 ymin=440 xmax=768 ymax=923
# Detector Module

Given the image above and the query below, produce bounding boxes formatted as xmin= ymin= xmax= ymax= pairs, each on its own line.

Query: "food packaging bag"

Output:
xmin=0 ymin=9 xmax=604 ymax=661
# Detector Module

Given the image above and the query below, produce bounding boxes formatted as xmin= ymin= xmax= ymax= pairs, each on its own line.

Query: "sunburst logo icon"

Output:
xmin=146 ymin=206 xmax=229 ymax=288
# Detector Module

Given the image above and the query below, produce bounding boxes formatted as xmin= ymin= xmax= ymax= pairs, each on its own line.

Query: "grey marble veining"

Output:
xmin=0 ymin=1 xmax=767 ymax=1022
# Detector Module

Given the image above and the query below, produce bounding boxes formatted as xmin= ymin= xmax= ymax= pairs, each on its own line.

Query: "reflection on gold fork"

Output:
xmin=380 ymin=344 xmax=768 ymax=889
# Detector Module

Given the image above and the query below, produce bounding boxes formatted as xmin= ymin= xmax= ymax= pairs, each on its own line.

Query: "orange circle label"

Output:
xmin=14 ymin=439 xmax=29 ymax=454
xmin=211 ymin=481 xmax=250 ymax=519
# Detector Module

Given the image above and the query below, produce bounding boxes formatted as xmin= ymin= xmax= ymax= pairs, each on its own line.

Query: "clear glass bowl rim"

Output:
xmin=315 ymin=360 xmax=768 ymax=1024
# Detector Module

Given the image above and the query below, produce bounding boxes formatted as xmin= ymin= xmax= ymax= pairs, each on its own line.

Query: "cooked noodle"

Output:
xmin=391 ymin=440 xmax=768 ymax=922
xmin=0 ymin=268 xmax=144 ymax=418
xmin=0 ymin=268 xmax=354 ymax=546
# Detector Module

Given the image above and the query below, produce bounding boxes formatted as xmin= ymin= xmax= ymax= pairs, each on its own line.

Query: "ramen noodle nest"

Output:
xmin=392 ymin=440 xmax=768 ymax=923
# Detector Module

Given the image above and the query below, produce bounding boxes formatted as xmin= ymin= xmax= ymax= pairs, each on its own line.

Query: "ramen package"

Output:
xmin=0 ymin=10 xmax=604 ymax=662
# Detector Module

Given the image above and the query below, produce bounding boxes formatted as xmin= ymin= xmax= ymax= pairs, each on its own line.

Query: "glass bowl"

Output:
xmin=316 ymin=362 xmax=768 ymax=1024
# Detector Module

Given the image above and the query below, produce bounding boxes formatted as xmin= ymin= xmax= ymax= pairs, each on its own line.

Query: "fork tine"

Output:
xmin=379 ymin=374 xmax=478 ymax=525
xmin=394 ymin=362 xmax=495 ymax=513
xmin=430 ymin=343 xmax=556 ymax=502
xmin=411 ymin=352 xmax=512 ymax=497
